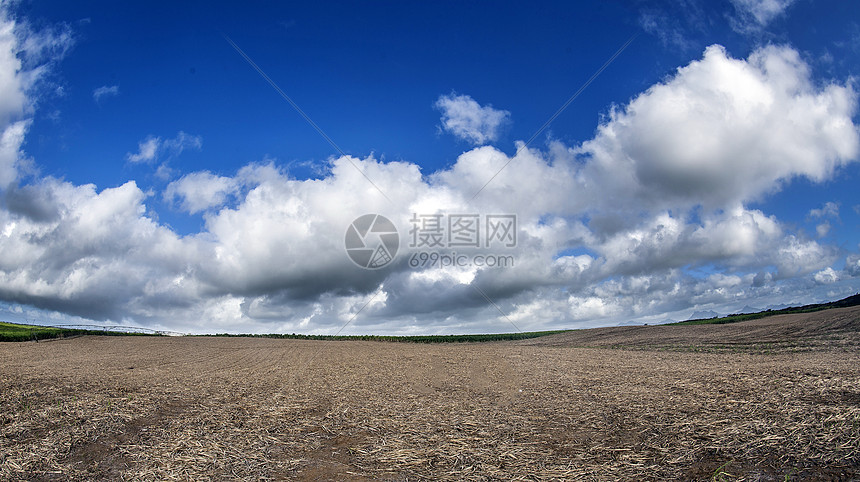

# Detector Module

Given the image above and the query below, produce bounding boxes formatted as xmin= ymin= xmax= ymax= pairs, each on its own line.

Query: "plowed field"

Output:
xmin=2 ymin=307 xmax=859 ymax=480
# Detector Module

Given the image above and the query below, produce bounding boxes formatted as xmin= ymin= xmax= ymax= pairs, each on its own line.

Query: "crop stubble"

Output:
xmin=2 ymin=307 xmax=859 ymax=480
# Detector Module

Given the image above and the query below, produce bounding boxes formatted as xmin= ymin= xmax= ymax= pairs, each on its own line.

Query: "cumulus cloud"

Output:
xmin=0 ymin=31 xmax=858 ymax=334
xmin=0 ymin=7 xmax=73 ymax=188
xmin=813 ymin=267 xmax=839 ymax=284
xmin=126 ymin=131 xmax=202 ymax=164
xmin=0 ymin=10 xmax=27 ymax=127
xmin=574 ymin=44 xmax=858 ymax=212
xmin=0 ymin=178 xmax=201 ymax=321
xmin=92 ymin=84 xmax=118 ymax=103
xmin=435 ymin=93 xmax=510 ymax=145
xmin=0 ymin=120 xmax=27 ymax=187
xmin=164 ymin=171 xmax=239 ymax=214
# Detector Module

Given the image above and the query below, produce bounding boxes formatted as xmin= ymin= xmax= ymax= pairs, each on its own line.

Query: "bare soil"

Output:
xmin=2 ymin=307 xmax=859 ymax=480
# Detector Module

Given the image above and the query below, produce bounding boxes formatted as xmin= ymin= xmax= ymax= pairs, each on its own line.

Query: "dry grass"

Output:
xmin=2 ymin=307 xmax=860 ymax=480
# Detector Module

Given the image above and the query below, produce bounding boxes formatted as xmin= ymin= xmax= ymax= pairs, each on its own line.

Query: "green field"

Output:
xmin=0 ymin=322 xmax=91 ymax=342
xmin=0 ymin=322 xmax=158 ymax=342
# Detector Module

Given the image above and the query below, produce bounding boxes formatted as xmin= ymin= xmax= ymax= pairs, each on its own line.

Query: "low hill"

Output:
xmin=520 ymin=304 xmax=860 ymax=352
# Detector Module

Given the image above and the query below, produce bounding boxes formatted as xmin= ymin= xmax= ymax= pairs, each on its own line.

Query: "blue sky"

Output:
xmin=0 ymin=0 xmax=858 ymax=334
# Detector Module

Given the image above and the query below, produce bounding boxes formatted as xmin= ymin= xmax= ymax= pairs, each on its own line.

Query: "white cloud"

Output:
xmin=0 ymin=10 xmax=27 ymax=127
xmin=92 ymin=84 xmax=119 ymax=102
xmin=637 ymin=2 xmax=708 ymax=51
xmin=154 ymin=162 xmax=174 ymax=181
xmin=15 ymin=17 xmax=74 ymax=70
xmin=639 ymin=12 xmax=691 ymax=51
xmin=575 ymin=44 xmax=858 ymax=212
xmin=0 ymin=178 xmax=203 ymax=321
xmin=435 ymin=93 xmax=510 ymax=145
xmin=810 ymin=202 xmax=839 ymax=239
xmin=772 ymin=235 xmax=834 ymax=278
xmin=0 ymin=120 xmax=27 ymax=187
xmin=0 ymin=8 xmax=73 ymax=188
xmin=813 ymin=267 xmax=839 ymax=284
xmin=809 ymin=201 xmax=839 ymax=219
xmin=732 ymin=0 xmax=794 ymax=25
xmin=164 ymin=171 xmax=239 ymax=214
xmin=730 ymin=0 xmax=794 ymax=30
xmin=164 ymin=131 xmax=203 ymax=154
xmin=846 ymin=255 xmax=860 ymax=278
xmin=127 ymin=136 xmax=159 ymax=163
xmin=126 ymin=131 xmax=202 ymax=164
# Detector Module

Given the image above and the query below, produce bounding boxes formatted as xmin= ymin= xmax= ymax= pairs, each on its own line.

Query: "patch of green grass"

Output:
xmin=712 ymin=460 xmax=735 ymax=481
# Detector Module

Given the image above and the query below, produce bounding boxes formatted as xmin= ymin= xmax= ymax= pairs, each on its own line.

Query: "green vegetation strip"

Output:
xmin=0 ymin=322 xmax=94 ymax=342
xmin=0 ymin=322 xmax=159 ymax=342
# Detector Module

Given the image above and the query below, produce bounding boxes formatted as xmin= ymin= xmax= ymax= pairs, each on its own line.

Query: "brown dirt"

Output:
xmin=1 ymin=308 xmax=859 ymax=480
